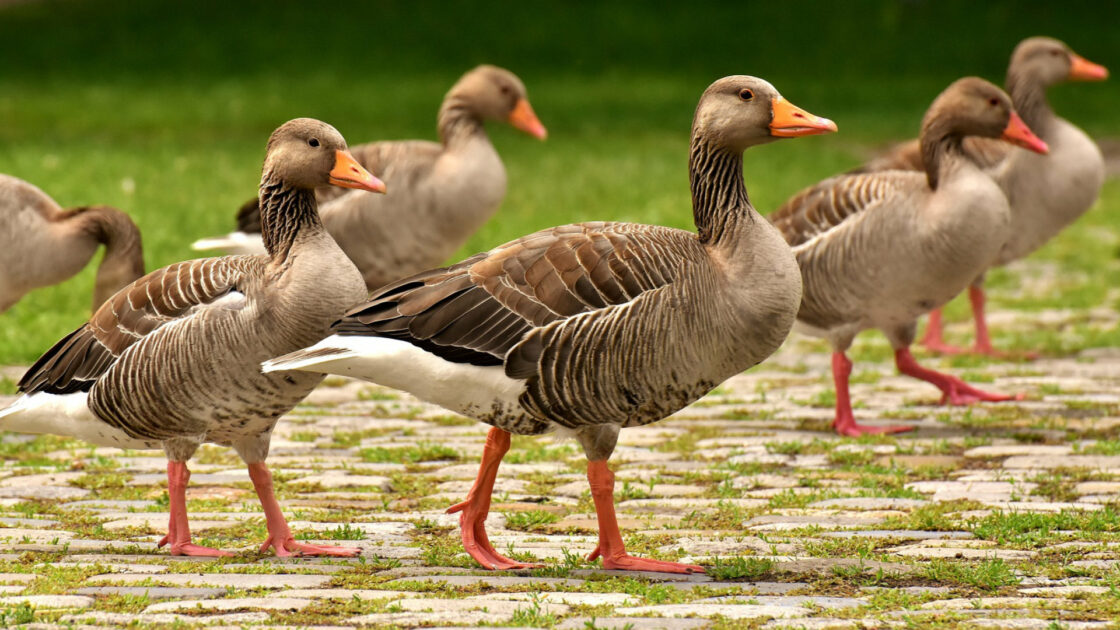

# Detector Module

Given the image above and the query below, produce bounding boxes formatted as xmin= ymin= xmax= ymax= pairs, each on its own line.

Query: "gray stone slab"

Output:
xmin=0 ymin=595 xmax=93 ymax=608
xmin=559 ymin=617 xmax=709 ymax=630
xmin=86 ymin=573 xmax=332 ymax=589
xmin=808 ymin=498 xmax=927 ymax=510
xmin=144 ymin=597 xmax=313 ymax=613
xmin=617 ymin=603 xmax=811 ymax=619
xmin=819 ymin=530 xmax=974 ymax=540
xmin=698 ymin=595 xmax=864 ymax=609
xmin=75 ymin=585 xmax=228 ymax=600
xmin=384 ymin=575 xmax=585 ymax=588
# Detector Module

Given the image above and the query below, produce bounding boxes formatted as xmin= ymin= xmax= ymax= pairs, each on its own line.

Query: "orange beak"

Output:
xmin=508 ymin=98 xmax=548 ymax=140
xmin=769 ymin=97 xmax=838 ymax=137
xmin=1069 ymin=53 xmax=1109 ymax=81
xmin=1002 ymin=111 xmax=1049 ymax=155
xmin=328 ymin=150 xmax=386 ymax=193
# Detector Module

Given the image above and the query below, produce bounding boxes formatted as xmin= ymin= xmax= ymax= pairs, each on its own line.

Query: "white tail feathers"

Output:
xmin=262 ymin=346 xmax=355 ymax=374
xmin=190 ymin=232 xmax=267 ymax=256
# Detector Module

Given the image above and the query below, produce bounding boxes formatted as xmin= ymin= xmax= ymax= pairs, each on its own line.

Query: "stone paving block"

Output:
xmin=559 ymin=617 xmax=710 ymax=630
xmin=0 ymin=594 xmax=93 ymax=608
xmin=86 ymin=572 xmax=333 ymax=589
xmin=74 ymin=585 xmax=228 ymax=600
xmin=617 ymin=603 xmax=812 ymax=619
xmin=62 ymin=611 xmax=271 ymax=626
xmin=144 ymin=597 xmax=313 ymax=613
xmin=290 ymin=472 xmax=392 ymax=490
xmin=348 ymin=611 xmax=509 ymax=626
xmin=467 ymin=591 xmax=639 ymax=606
xmin=1001 ymin=455 xmax=1120 ymax=470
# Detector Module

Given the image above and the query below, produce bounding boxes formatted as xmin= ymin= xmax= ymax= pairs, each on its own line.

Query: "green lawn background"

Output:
xmin=0 ymin=0 xmax=1117 ymax=363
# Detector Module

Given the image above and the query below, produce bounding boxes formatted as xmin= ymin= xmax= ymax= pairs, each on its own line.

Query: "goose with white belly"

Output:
xmin=0 ymin=175 xmax=143 ymax=313
xmin=859 ymin=38 xmax=1108 ymax=357
xmin=770 ymin=78 xmax=1048 ymax=436
xmin=264 ymin=76 xmax=834 ymax=573
xmin=192 ymin=65 xmax=546 ymax=292
xmin=0 ymin=118 xmax=384 ymax=557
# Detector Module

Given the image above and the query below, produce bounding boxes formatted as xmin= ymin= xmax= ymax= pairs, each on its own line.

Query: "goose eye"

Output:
xmin=988 ymin=98 xmax=999 ymax=107
xmin=308 ymin=138 xmax=320 ymax=148
xmin=738 ymin=89 xmax=754 ymax=101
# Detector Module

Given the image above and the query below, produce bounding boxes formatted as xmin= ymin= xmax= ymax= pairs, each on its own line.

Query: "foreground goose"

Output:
xmin=265 ymin=76 xmax=834 ymax=573
xmin=0 ymin=118 xmax=384 ymax=557
xmin=193 ymin=65 xmax=547 ymax=292
xmin=770 ymin=78 xmax=1048 ymax=437
xmin=860 ymin=38 xmax=1108 ymax=357
xmin=0 ymin=175 xmax=144 ymax=313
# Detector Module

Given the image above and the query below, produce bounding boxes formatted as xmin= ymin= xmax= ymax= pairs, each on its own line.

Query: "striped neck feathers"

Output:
xmin=437 ymin=93 xmax=488 ymax=147
xmin=919 ymin=116 xmax=970 ymax=191
xmin=258 ymin=175 xmax=322 ymax=260
xmin=1006 ymin=67 xmax=1055 ymax=138
xmin=689 ymin=135 xmax=752 ymax=245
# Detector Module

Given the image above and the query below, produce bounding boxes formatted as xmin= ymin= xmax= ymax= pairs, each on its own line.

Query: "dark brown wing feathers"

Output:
xmin=335 ymin=223 xmax=685 ymax=371
xmin=19 ymin=258 xmax=248 ymax=395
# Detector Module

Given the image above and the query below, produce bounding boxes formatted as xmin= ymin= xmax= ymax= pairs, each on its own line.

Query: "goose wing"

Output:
xmin=19 ymin=256 xmax=257 ymax=395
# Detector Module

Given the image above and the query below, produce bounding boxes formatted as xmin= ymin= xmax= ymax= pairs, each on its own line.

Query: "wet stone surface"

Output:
xmin=1 ymin=301 xmax=1120 ymax=627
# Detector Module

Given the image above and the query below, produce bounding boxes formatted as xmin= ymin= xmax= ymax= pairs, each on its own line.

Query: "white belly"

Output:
xmin=0 ymin=392 xmax=162 ymax=449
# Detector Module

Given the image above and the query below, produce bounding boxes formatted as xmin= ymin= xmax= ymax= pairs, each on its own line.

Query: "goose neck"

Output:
xmin=437 ymin=94 xmax=487 ymax=147
xmin=258 ymin=175 xmax=323 ymax=260
xmin=1006 ymin=67 xmax=1055 ymax=137
xmin=689 ymin=135 xmax=752 ymax=246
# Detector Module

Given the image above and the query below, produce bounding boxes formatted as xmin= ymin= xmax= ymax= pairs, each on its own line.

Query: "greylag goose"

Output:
xmin=0 ymin=118 xmax=384 ymax=557
xmin=860 ymin=38 xmax=1108 ymax=357
xmin=192 ymin=65 xmax=547 ymax=292
xmin=0 ymin=175 xmax=144 ymax=313
xmin=264 ymin=76 xmax=835 ymax=573
xmin=770 ymin=78 xmax=1048 ymax=437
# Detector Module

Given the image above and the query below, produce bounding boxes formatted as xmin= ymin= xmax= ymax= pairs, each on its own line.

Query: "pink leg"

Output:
xmin=969 ymin=285 xmax=1038 ymax=360
xmin=585 ymin=460 xmax=704 ymax=574
xmin=248 ymin=462 xmax=359 ymax=557
xmin=831 ymin=352 xmax=914 ymax=436
xmin=895 ymin=347 xmax=1024 ymax=405
xmin=447 ymin=428 xmax=540 ymax=570
xmin=919 ymin=308 xmax=969 ymax=355
xmin=157 ymin=461 xmax=234 ymax=557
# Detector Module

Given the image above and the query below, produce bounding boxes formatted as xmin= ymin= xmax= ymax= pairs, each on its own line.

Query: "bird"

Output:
xmin=191 ymin=65 xmax=547 ymax=292
xmin=769 ymin=78 xmax=1049 ymax=437
xmin=0 ymin=174 xmax=144 ymax=314
xmin=858 ymin=37 xmax=1108 ymax=357
xmin=0 ymin=118 xmax=384 ymax=557
xmin=263 ymin=75 xmax=835 ymax=573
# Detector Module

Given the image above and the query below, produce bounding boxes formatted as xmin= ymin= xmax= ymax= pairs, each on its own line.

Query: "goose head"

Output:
xmin=263 ymin=118 xmax=386 ymax=193
xmin=454 ymin=65 xmax=548 ymax=139
xmin=1010 ymin=37 xmax=1108 ymax=86
xmin=692 ymin=76 xmax=837 ymax=152
xmin=926 ymin=77 xmax=1049 ymax=154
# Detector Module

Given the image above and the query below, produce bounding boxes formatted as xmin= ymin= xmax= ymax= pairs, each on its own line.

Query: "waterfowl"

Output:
xmin=860 ymin=38 xmax=1108 ymax=357
xmin=264 ymin=76 xmax=834 ymax=573
xmin=192 ymin=65 xmax=547 ymax=291
xmin=0 ymin=118 xmax=384 ymax=557
xmin=770 ymin=78 xmax=1049 ymax=436
xmin=0 ymin=175 xmax=144 ymax=313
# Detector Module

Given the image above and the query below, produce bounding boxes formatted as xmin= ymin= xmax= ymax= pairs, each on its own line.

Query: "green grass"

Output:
xmin=0 ymin=0 xmax=1117 ymax=362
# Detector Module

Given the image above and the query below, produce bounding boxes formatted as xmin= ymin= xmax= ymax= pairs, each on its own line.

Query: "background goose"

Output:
xmin=0 ymin=175 xmax=144 ymax=313
xmin=858 ymin=37 xmax=1108 ymax=357
xmin=770 ymin=78 xmax=1048 ymax=437
xmin=0 ymin=118 xmax=384 ymax=557
xmin=264 ymin=76 xmax=835 ymax=573
xmin=192 ymin=65 xmax=547 ymax=292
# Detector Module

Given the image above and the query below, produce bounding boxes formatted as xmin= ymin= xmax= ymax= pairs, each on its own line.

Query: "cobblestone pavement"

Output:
xmin=1 ymin=309 xmax=1120 ymax=628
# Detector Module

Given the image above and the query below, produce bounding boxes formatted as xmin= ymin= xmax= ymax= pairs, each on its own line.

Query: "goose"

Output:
xmin=263 ymin=76 xmax=835 ymax=573
xmin=191 ymin=65 xmax=547 ymax=292
xmin=0 ymin=175 xmax=144 ymax=313
xmin=769 ymin=78 xmax=1048 ymax=437
xmin=860 ymin=38 xmax=1108 ymax=357
xmin=0 ymin=118 xmax=384 ymax=557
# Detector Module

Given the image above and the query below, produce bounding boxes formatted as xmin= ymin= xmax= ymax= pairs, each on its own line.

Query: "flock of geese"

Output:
xmin=0 ymin=37 xmax=1108 ymax=573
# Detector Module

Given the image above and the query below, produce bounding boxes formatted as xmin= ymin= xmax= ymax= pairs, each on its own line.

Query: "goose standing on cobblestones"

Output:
xmin=0 ymin=175 xmax=144 ymax=313
xmin=192 ymin=65 xmax=547 ymax=291
xmin=0 ymin=118 xmax=383 ymax=557
xmin=859 ymin=38 xmax=1108 ymax=357
xmin=770 ymin=78 xmax=1049 ymax=436
xmin=265 ymin=76 xmax=834 ymax=573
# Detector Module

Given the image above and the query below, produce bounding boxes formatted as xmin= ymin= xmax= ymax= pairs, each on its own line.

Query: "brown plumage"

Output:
xmin=266 ymin=76 xmax=835 ymax=574
xmin=193 ymin=65 xmax=547 ymax=291
xmin=3 ymin=118 xmax=381 ymax=558
xmin=854 ymin=38 xmax=1108 ymax=356
xmin=0 ymin=175 xmax=144 ymax=313
xmin=770 ymin=77 xmax=1048 ymax=436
